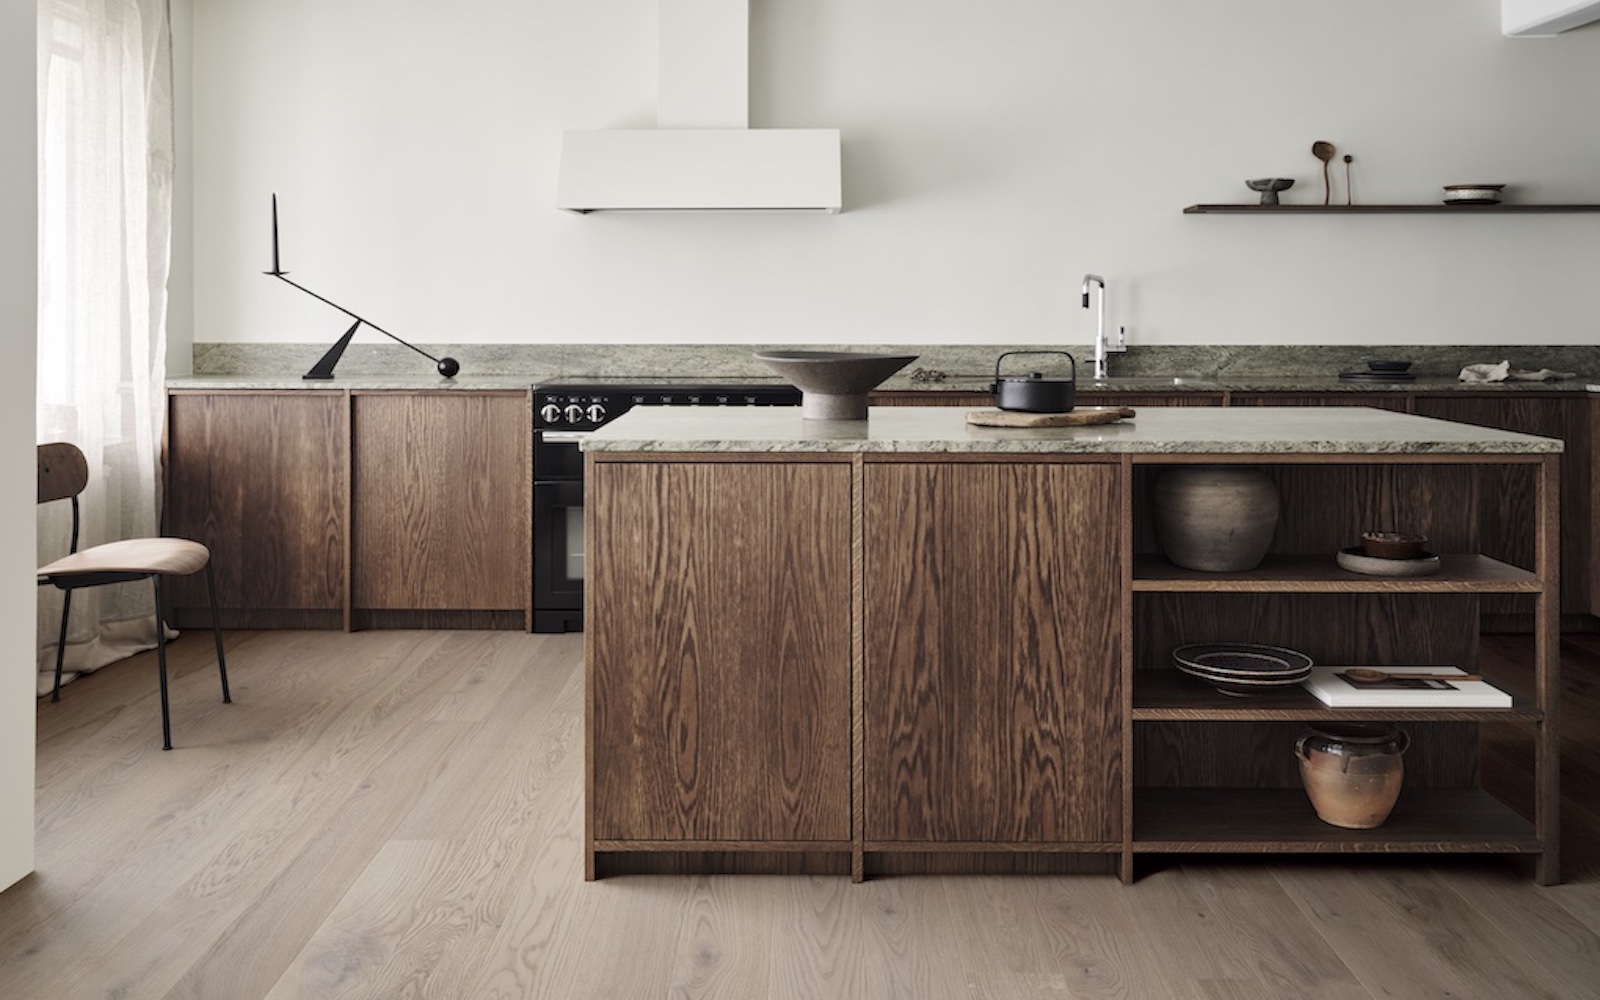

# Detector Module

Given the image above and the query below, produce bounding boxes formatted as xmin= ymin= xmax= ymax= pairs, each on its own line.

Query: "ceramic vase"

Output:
xmin=1152 ymin=465 xmax=1281 ymax=572
xmin=1296 ymin=723 xmax=1409 ymax=829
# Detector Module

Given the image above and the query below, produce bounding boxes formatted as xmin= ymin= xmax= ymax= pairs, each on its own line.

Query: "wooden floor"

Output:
xmin=2 ymin=629 xmax=1598 ymax=999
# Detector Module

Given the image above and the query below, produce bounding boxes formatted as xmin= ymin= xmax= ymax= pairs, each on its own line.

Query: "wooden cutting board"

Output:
xmin=965 ymin=406 xmax=1136 ymax=428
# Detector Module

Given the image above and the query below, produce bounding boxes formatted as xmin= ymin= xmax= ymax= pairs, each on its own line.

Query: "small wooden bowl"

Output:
xmin=1360 ymin=531 xmax=1428 ymax=560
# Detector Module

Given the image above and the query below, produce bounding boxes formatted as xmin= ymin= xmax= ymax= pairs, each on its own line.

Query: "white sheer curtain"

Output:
xmin=36 ymin=0 xmax=175 ymax=695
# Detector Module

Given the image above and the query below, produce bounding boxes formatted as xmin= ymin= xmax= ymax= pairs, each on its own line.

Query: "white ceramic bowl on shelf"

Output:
xmin=1336 ymin=546 xmax=1441 ymax=577
xmin=1443 ymin=184 xmax=1505 ymax=205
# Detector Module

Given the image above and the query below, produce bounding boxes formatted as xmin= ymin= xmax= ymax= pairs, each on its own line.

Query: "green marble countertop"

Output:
xmin=876 ymin=374 xmax=1595 ymax=394
xmin=582 ymin=405 xmax=1563 ymax=456
xmin=167 ymin=374 xmax=544 ymax=390
xmin=163 ymin=373 xmax=1599 ymax=394
xmin=178 ymin=342 xmax=1600 ymax=393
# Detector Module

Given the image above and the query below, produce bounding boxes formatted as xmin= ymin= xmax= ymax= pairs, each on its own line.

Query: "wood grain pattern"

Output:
xmin=1414 ymin=394 xmax=1589 ymax=616
xmin=1133 ymin=789 xmax=1538 ymax=851
xmin=1228 ymin=393 xmax=1413 ymax=412
xmin=1080 ymin=392 xmax=1225 ymax=408
xmin=6 ymin=629 xmax=1599 ymax=999
xmin=1592 ymin=396 xmax=1600 ymax=622
xmin=1132 ymin=554 xmax=1539 ymax=592
xmin=1132 ymin=592 xmax=1482 ymax=791
xmin=165 ymin=392 xmax=347 ymax=620
xmin=587 ymin=461 xmax=852 ymax=844
xmin=862 ymin=461 xmax=1123 ymax=845
xmin=1271 ymin=863 xmax=1578 ymax=1000
xmin=351 ymin=392 xmax=529 ymax=613
xmin=1132 ymin=670 xmax=1540 ymax=721
xmin=1132 ymin=462 xmax=1483 ymax=565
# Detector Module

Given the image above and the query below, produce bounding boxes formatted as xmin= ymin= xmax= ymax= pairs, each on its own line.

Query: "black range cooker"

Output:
xmin=531 ymin=379 xmax=801 ymax=632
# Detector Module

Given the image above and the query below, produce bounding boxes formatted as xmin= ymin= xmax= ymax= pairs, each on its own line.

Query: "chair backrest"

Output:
xmin=38 ymin=442 xmax=89 ymax=504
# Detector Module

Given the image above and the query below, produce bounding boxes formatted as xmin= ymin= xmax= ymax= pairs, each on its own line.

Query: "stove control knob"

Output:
xmin=564 ymin=403 xmax=586 ymax=424
xmin=539 ymin=403 xmax=562 ymax=424
xmin=586 ymin=403 xmax=607 ymax=423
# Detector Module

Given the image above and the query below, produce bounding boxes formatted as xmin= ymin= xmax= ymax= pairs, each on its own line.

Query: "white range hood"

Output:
xmin=1503 ymin=0 xmax=1600 ymax=35
xmin=556 ymin=0 xmax=841 ymax=213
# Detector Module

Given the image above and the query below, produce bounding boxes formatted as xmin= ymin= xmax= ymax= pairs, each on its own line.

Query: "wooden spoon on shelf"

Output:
xmin=1339 ymin=668 xmax=1482 ymax=684
xmin=1312 ymin=141 xmax=1336 ymax=205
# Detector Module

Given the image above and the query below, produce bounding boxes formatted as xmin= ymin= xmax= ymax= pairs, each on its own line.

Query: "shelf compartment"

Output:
xmin=1132 ymin=553 xmax=1540 ymax=593
xmin=1132 ymin=671 xmax=1537 ymax=721
xmin=1183 ymin=204 xmax=1600 ymax=214
xmin=1132 ymin=788 xmax=1540 ymax=853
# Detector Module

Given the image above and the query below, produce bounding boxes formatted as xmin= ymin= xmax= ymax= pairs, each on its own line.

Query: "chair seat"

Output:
xmin=38 ymin=537 xmax=211 ymax=579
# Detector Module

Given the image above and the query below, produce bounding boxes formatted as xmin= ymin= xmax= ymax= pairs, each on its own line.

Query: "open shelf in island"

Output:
xmin=1131 ymin=671 xmax=1540 ymax=722
xmin=1131 ymin=553 xmax=1540 ymax=592
xmin=1132 ymin=788 xmax=1540 ymax=854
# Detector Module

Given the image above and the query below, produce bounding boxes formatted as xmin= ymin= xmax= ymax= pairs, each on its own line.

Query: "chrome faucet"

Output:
xmin=1081 ymin=273 xmax=1125 ymax=380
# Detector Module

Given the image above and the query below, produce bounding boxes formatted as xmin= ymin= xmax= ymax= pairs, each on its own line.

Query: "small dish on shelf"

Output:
xmin=1336 ymin=546 xmax=1441 ymax=577
xmin=1443 ymin=184 xmax=1505 ymax=205
xmin=1172 ymin=642 xmax=1313 ymax=696
xmin=1360 ymin=530 xmax=1428 ymax=560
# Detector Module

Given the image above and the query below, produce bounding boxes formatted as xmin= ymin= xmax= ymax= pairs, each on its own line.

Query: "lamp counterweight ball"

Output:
xmin=266 ymin=194 xmax=461 ymax=381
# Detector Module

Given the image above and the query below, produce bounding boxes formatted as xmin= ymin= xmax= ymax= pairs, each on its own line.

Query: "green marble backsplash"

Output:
xmin=191 ymin=342 xmax=1600 ymax=381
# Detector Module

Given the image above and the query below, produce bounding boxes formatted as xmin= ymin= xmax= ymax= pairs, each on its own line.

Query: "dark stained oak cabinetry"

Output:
xmin=1126 ymin=454 xmax=1560 ymax=886
xmin=863 ymin=461 xmax=1122 ymax=847
xmin=887 ymin=384 xmax=1595 ymax=623
xmin=165 ymin=391 xmax=347 ymax=628
xmin=165 ymin=388 xmax=532 ymax=630
xmin=586 ymin=453 xmax=1126 ymax=878
xmin=1229 ymin=392 xmax=1411 ymax=412
xmin=351 ymin=392 xmax=529 ymax=622
xmin=586 ymin=460 xmax=853 ymax=875
xmin=1412 ymin=394 xmax=1593 ymax=619
xmin=587 ymin=410 xmax=1560 ymax=885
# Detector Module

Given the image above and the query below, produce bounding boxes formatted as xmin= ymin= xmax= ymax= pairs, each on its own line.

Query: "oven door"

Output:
xmin=533 ymin=479 xmax=586 ymax=633
xmin=534 ymin=429 xmax=588 ymax=480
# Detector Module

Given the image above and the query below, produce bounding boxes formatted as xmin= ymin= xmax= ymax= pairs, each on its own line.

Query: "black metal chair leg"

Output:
xmin=153 ymin=576 xmax=172 ymax=751
xmin=51 ymin=586 xmax=73 ymax=702
xmin=204 ymin=564 xmax=230 ymax=703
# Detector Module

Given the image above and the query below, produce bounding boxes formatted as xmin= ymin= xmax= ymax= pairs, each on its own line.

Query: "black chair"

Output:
xmin=37 ymin=442 xmax=229 ymax=750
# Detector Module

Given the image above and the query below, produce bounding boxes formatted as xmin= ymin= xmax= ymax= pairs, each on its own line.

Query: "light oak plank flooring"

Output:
xmin=0 ymin=629 xmax=1596 ymax=999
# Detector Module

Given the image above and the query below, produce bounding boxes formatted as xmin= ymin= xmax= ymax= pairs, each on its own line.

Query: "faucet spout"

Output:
xmin=1080 ymin=273 xmax=1123 ymax=380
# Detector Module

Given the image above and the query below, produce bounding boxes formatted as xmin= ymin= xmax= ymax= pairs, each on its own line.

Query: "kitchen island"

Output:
xmin=585 ymin=406 xmax=1562 ymax=883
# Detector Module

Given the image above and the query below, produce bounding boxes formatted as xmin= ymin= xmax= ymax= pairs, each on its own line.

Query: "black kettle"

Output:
xmin=992 ymin=351 xmax=1078 ymax=413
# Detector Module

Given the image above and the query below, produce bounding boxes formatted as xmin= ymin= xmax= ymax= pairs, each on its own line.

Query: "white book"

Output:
xmin=1301 ymin=666 xmax=1513 ymax=708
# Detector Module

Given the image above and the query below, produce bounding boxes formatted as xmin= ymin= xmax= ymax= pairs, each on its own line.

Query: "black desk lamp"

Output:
xmin=265 ymin=194 xmax=459 ymax=380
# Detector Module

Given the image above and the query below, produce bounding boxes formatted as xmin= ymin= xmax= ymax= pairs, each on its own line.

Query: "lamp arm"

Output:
xmin=272 ymin=273 xmax=459 ymax=378
xmin=272 ymin=273 xmax=438 ymax=365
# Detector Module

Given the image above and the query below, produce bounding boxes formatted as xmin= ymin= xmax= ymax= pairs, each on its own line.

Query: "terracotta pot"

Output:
xmin=1152 ymin=465 xmax=1280 ymax=572
xmin=1296 ymin=723 xmax=1409 ymax=829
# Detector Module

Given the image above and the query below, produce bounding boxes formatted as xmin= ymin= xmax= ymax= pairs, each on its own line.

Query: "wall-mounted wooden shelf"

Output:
xmin=1184 ymin=204 xmax=1600 ymax=214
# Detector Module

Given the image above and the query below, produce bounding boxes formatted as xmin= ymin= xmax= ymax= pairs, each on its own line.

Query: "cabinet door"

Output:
xmin=1229 ymin=392 xmax=1411 ymax=411
xmin=588 ymin=461 xmax=852 ymax=842
xmin=1077 ymin=392 xmax=1223 ymax=408
xmin=864 ymin=461 xmax=1123 ymax=844
xmin=351 ymin=392 xmax=529 ymax=613
xmin=165 ymin=392 xmax=346 ymax=627
xmin=1413 ymin=394 xmax=1589 ymax=616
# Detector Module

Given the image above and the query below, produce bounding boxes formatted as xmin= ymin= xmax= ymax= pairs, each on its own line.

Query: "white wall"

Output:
xmin=189 ymin=0 xmax=1600 ymax=350
xmin=0 ymin=0 xmax=38 ymax=893
xmin=169 ymin=0 xmax=195 ymax=376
